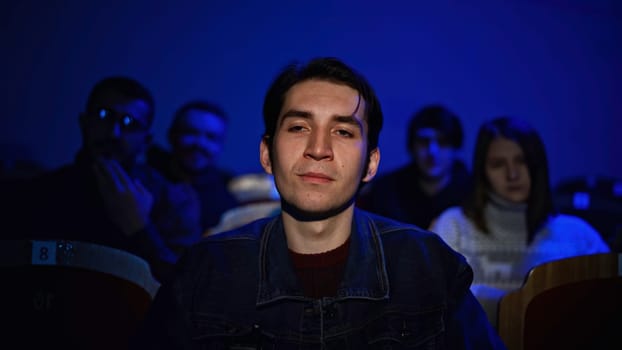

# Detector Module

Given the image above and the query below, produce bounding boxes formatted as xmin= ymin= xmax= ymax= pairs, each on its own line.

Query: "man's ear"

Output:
xmin=78 ymin=112 xmax=90 ymax=137
xmin=259 ymin=137 xmax=273 ymax=175
xmin=167 ymin=128 xmax=175 ymax=147
xmin=137 ymin=132 xmax=153 ymax=155
xmin=78 ymin=112 xmax=86 ymax=129
xmin=362 ymin=147 xmax=380 ymax=183
xmin=145 ymin=132 xmax=153 ymax=146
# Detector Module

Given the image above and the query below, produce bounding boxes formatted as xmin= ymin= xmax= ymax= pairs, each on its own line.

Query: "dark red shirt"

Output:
xmin=289 ymin=238 xmax=350 ymax=298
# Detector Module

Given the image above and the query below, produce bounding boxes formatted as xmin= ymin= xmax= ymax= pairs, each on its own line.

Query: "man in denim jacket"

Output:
xmin=132 ymin=57 xmax=506 ymax=349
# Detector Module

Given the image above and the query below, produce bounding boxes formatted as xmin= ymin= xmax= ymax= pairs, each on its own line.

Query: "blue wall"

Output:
xmin=3 ymin=0 xmax=621 ymax=184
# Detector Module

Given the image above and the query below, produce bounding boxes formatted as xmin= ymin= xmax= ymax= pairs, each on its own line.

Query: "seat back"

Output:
xmin=553 ymin=175 xmax=622 ymax=251
xmin=0 ymin=240 xmax=160 ymax=350
xmin=497 ymin=253 xmax=622 ymax=350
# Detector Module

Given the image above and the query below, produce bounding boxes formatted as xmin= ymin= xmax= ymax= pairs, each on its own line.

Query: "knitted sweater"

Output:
xmin=429 ymin=194 xmax=610 ymax=326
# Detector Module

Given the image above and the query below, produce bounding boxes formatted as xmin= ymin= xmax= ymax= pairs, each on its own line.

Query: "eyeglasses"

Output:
xmin=91 ymin=107 xmax=148 ymax=132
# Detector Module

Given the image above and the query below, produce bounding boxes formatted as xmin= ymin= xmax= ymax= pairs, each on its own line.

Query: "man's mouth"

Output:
xmin=300 ymin=172 xmax=333 ymax=183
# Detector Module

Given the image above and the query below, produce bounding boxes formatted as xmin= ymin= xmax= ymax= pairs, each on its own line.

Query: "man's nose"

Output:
xmin=427 ymin=140 xmax=440 ymax=154
xmin=304 ymin=131 xmax=333 ymax=161
xmin=105 ymin=122 xmax=123 ymax=138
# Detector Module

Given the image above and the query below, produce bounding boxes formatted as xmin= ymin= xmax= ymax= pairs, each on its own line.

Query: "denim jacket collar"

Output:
xmin=256 ymin=209 xmax=390 ymax=306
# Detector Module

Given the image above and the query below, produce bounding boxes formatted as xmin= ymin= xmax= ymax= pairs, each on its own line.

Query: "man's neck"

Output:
xmin=282 ymin=205 xmax=354 ymax=254
xmin=170 ymin=160 xmax=211 ymax=183
xmin=418 ymin=173 xmax=451 ymax=197
xmin=76 ymin=149 xmax=136 ymax=171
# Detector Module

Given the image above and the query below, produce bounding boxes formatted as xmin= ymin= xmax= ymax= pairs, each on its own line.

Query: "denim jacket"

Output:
xmin=133 ymin=209 xmax=506 ymax=349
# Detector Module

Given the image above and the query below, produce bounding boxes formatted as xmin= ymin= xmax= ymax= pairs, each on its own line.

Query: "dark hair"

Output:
xmin=168 ymin=100 xmax=228 ymax=135
xmin=406 ymin=104 xmax=463 ymax=155
xmin=262 ymin=57 xmax=383 ymax=156
xmin=85 ymin=76 xmax=155 ymax=125
xmin=462 ymin=116 xmax=555 ymax=244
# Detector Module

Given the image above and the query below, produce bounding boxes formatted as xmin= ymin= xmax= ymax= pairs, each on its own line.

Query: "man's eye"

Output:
xmin=287 ymin=125 xmax=306 ymax=132
xmin=98 ymin=108 xmax=109 ymax=119
xmin=415 ymin=139 xmax=430 ymax=147
xmin=437 ymin=137 xmax=451 ymax=147
xmin=122 ymin=115 xmax=135 ymax=126
xmin=336 ymin=129 xmax=353 ymax=137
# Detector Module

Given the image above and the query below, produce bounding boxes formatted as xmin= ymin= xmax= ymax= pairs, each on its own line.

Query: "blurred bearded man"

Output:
xmin=147 ymin=100 xmax=239 ymax=232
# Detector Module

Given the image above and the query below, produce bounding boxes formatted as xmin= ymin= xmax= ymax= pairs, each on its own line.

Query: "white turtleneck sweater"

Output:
xmin=429 ymin=193 xmax=610 ymax=327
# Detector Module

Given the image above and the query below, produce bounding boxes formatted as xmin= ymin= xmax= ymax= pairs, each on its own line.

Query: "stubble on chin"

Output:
xmin=280 ymin=194 xmax=355 ymax=222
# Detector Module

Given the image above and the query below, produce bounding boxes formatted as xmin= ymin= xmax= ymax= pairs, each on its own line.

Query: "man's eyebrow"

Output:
xmin=279 ymin=109 xmax=364 ymax=130
xmin=334 ymin=115 xmax=364 ymax=130
xmin=280 ymin=109 xmax=312 ymax=121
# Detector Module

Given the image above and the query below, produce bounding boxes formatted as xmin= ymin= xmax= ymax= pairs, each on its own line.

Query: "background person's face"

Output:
xmin=412 ymin=128 xmax=457 ymax=181
xmin=80 ymin=91 xmax=151 ymax=167
xmin=170 ymin=109 xmax=227 ymax=174
xmin=260 ymin=80 xmax=379 ymax=218
xmin=485 ymin=136 xmax=531 ymax=203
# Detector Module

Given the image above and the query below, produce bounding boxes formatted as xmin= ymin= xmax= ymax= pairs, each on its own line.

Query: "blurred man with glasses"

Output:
xmin=3 ymin=76 xmax=202 ymax=283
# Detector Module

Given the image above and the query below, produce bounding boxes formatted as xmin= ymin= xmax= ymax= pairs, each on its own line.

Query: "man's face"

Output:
xmin=260 ymin=79 xmax=379 ymax=218
xmin=80 ymin=91 xmax=152 ymax=167
xmin=169 ymin=109 xmax=227 ymax=174
xmin=485 ymin=136 xmax=531 ymax=203
xmin=412 ymin=128 xmax=457 ymax=181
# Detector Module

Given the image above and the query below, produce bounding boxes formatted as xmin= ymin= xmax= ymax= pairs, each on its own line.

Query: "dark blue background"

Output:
xmin=3 ymin=0 xmax=621 ymax=184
